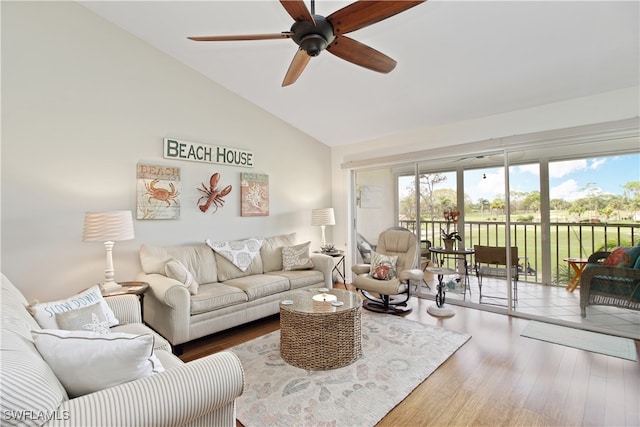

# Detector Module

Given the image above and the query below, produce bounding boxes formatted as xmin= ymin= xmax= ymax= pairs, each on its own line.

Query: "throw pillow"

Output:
xmin=32 ymin=329 xmax=164 ymax=398
xmin=55 ymin=302 xmax=110 ymax=334
xmin=165 ymin=258 xmax=199 ymax=294
xmin=29 ymin=285 xmax=119 ymax=330
xmin=603 ymin=246 xmax=630 ymax=267
xmin=624 ymin=244 xmax=640 ymax=269
xmin=370 ymin=251 xmax=398 ymax=280
xmin=205 ymin=238 xmax=263 ymax=272
xmin=282 ymin=241 xmax=314 ymax=271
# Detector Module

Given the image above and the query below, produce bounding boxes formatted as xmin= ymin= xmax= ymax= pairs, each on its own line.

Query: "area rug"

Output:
xmin=231 ymin=312 xmax=471 ymax=427
xmin=521 ymin=321 xmax=638 ymax=361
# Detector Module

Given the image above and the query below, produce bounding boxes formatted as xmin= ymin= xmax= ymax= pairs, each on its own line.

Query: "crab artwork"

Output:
xmin=197 ymin=173 xmax=232 ymax=213
xmin=144 ymin=178 xmax=179 ymax=207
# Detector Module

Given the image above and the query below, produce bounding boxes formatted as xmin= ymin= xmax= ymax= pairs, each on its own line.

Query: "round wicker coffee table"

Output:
xmin=280 ymin=288 xmax=362 ymax=370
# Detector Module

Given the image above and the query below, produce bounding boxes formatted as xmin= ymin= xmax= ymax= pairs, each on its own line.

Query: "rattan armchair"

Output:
xmin=580 ymin=251 xmax=640 ymax=317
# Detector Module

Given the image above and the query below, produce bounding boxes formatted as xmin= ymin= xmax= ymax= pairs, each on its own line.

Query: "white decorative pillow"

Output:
xmin=205 ymin=238 xmax=263 ymax=272
xmin=29 ymin=285 xmax=119 ymax=329
xmin=282 ymin=241 xmax=314 ymax=271
xmin=165 ymin=258 xmax=199 ymax=295
xmin=55 ymin=302 xmax=110 ymax=334
xmin=32 ymin=329 xmax=164 ymax=398
xmin=370 ymin=251 xmax=398 ymax=280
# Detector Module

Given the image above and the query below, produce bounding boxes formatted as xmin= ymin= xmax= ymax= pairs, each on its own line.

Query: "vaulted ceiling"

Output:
xmin=79 ymin=1 xmax=640 ymax=147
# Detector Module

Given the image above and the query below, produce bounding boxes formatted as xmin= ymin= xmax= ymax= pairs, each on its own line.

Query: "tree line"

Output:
xmin=399 ymin=173 xmax=640 ymax=223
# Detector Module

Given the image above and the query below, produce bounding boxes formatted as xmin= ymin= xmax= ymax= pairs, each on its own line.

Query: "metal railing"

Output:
xmin=399 ymin=219 xmax=639 ymax=285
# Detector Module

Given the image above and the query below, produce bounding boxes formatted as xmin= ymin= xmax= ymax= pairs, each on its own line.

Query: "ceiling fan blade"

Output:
xmin=282 ymin=49 xmax=311 ymax=87
xmin=279 ymin=0 xmax=315 ymax=24
xmin=327 ymin=1 xmax=425 ymax=35
xmin=188 ymin=32 xmax=294 ymax=42
xmin=326 ymin=36 xmax=396 ymax=73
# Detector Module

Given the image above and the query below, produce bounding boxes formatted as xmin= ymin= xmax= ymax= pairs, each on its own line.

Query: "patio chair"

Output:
xmin=474 ymin=245 xmax=519 ymax=307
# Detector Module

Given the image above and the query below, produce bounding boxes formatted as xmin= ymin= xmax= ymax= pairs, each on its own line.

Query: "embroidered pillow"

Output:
xmin=370 ymin=251 xmax=398 ymax=280
xmin=205 ymin=238 xmax=263 ymax=272
xmin=165 ymin=258 xmax=199 ymax=294
xmin=603 ymin=246 xmax=629 ymax=267
xmin=32 ymin=330 xmax=164 ymax=398
xmin=55 ymin=302 xmax=110 ymax=334
xmin=29 ymin=285 xmax=119 ymax=330
xmin=282 ymin=241 xmax=314 ymax=271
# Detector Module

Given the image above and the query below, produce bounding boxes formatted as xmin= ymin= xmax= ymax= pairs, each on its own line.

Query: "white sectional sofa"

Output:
xmin=0 ymin=273 xmax=244 ymax=427
xmin=137 ymin=233 xmax=334 ymax=351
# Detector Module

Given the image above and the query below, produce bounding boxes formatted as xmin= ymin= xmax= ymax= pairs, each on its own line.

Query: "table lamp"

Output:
xmin=311 ymin=208 xmax=335 ymax=248
xmin=82 ymin=210 xmax=135 ymax=292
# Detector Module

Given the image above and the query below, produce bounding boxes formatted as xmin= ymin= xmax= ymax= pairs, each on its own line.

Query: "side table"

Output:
xmin=317 ymin=251 xmax=347 ymax=289
xmin=563 ymin=258 xmax=589 ymax=291
xmin=425 ymin=267 xmax=457 ymax=318
xmin=102 ymin=281 xmax=149 ymax=319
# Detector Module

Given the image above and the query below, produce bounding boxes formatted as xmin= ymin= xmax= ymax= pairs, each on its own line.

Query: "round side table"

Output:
xmin=425 ymin=267 xmax=457 ymax=318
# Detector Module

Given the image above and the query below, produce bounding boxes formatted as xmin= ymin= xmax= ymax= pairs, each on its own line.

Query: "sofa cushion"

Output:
xmin=261 ymin=233 xmax=297 ymax=273
xmin=266 ymin=270 xmax=325 ymax=290
xmin=206 ymin=238 xmax=263 ymax=272
xmin=190 ymin=283 xmax=248 ymax=315
xmin=165 ymin=258 xmax=199 ymax=295
xmin=282 ymin=241 xmax=314 ymax=271
xmin=223 ymin=274 xmax=290 ymax=301
xmin=32 ymin=329 xmax=164 ymax=398
xmin=29 ymin=285 xmax=118 ymax=330
xmin=140 ymin=243 xmax=217 ymax=284
xmin=214 ymin=251 xmax=264 ymax=282
xmin=0 ymin=330 xmax=68 ymax=423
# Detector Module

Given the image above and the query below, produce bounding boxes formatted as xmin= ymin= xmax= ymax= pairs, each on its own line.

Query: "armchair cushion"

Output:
xmin=29 ymin=284 xmax=118 ymax=330
xmin=370 ymin=251 xmax=398 ymax=280
xmin=55 ymin=302 xmax=109 ymax=334
xmin=603 ymin=246 xmax=630 ymax=266
xmin=32 ymin=329 xmax=164 ymax=398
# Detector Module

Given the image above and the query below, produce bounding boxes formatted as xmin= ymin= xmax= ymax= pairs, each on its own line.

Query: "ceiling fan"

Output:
xmin=188 ymin=0 xmax=426 ymax=86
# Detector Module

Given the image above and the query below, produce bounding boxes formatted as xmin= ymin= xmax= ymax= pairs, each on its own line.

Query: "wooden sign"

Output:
xmin=163 ymin=138 xmax=253 ymax=168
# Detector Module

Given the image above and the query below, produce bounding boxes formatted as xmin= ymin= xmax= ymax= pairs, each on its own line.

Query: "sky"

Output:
xmin=402 ymin=153 xmax=639 ymax=204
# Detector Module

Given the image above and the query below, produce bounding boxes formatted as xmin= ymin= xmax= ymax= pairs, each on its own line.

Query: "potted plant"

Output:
xmin=441 ymin=208 xmax=462 ymax=250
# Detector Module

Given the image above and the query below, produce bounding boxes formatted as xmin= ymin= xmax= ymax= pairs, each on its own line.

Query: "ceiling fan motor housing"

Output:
xmin=291 ymin=15 xmax=335 ymax=57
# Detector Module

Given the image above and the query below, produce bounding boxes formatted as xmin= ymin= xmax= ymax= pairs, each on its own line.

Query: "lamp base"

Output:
xmin=101 ymin=281 xmax=122 ymax=293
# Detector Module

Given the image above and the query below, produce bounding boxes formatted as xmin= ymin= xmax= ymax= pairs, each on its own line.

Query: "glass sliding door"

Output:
xmin=350 ymin=144 xmax=639 ymax=339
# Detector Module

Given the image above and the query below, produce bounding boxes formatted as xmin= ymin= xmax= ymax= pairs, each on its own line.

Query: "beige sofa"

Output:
xmin=0 ymin=273 xmax=244 ymax=427
xmin=137 ymin=233 xmax=333 ymax=351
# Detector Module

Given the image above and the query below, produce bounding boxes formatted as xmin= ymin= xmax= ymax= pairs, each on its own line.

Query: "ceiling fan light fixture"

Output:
xmin=291 ymin=16 xmax=335 ymax=57
xmin=299 ymin=34 xmax=327 ymax=56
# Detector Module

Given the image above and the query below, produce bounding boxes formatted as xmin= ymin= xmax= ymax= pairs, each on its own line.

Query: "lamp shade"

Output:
xmin=82 ymin=211 xmax=135 ymax=242
xmin=311 ymin=208 xmax=335 ymax=226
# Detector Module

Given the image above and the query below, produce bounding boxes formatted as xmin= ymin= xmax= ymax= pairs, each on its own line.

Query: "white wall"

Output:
xmin=1 ymin=2 xmax=331 ymax=301
xmin=331 ymin=87 xmax=640 ymax=281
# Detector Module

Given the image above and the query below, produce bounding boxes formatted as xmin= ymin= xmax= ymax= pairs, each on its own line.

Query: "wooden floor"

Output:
xmin=180 ymin=286 xmax=640 ymax=427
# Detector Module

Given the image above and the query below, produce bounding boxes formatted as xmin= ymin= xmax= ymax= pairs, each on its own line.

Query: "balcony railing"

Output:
xmin=399 ymin=219 xmax=639 ymax=285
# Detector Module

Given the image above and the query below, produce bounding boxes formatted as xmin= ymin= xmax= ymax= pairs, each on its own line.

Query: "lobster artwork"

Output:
xmin=197 ymin=173 xmax=232 ymax=213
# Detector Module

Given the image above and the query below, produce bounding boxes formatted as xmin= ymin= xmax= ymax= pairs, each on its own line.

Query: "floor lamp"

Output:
xmin=82 ymin=210 xmax=135 ymax=292
xmin=311 ymin=208 xmax=335 ymax=249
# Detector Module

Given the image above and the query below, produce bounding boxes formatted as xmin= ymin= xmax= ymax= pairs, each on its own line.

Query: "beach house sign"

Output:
xmin=163 ymin=138 xmax=254 ymax=168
